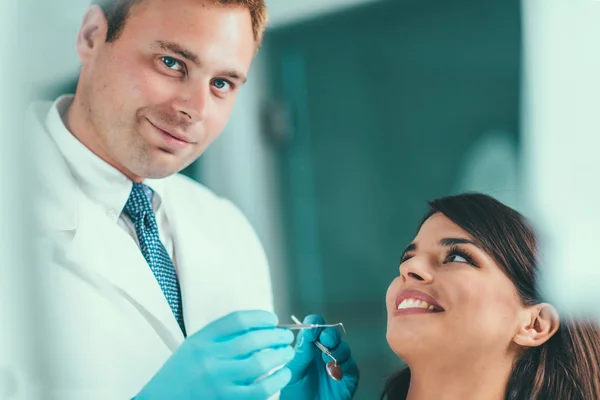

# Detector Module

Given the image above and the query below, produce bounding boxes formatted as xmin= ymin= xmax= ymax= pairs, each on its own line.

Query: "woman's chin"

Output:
xmin=386 ymin=327 xmax=441 ymax=360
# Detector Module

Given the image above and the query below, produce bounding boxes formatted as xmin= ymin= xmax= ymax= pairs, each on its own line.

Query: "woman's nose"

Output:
xmin=400 ymin=257 xmax=434 ymax=284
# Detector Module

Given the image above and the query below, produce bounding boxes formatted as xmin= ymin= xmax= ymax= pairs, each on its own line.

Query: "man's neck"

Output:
xmin=405 ymin=356 xmax=512 ymax=400
xmin=63 ymin=93 xmax=142 ymax=183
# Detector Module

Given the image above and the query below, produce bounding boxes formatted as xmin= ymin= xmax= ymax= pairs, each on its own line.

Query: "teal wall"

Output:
xmin=265 ymin=0 xmax=521 ymax=397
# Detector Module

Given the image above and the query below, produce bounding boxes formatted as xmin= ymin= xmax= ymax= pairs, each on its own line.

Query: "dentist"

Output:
xmin=26 ymin=0 xmax=294 ymax=398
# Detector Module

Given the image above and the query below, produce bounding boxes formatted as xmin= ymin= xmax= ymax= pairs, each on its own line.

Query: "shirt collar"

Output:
xmin=46 ymin=95 xmax=166 ymax=222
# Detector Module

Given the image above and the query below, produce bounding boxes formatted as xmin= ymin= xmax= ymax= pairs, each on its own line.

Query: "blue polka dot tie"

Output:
xmin=124 ymin=183 xmax=186 ymax=336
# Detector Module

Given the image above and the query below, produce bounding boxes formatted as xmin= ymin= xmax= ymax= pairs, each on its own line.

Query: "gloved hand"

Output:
xmin=135 ymin=310 xmax=295 ymax=400
xmin=280 ymin=315 xmax=359 ymax=400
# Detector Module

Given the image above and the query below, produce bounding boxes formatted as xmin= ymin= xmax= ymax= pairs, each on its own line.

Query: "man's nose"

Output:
xmin=175 ymin=83 xmax=210 ymax=123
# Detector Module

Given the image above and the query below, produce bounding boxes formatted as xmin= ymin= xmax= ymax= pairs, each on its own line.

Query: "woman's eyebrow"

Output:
xmin=401 ymin=238 xmax=478 ymax=259
xmin=401 ymin=243 xmax=417 ymax=259
xmin=439 ymin=237 xmax=478 ymax=247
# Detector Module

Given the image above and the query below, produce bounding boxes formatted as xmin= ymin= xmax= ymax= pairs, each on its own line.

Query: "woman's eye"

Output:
xmin=444 ymin=249 xmax=478 ymax=267
xmin=446 ymin=254 xmax=468 ymax=263
xmin=161 ymin=56 xmax=183 ymax=71
xmin=212 ymin=78 xmax=232 ymax=92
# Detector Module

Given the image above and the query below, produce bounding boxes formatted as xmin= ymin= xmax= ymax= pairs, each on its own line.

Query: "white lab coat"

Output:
xmin=19 ymin=100 xmax=276 ymax=399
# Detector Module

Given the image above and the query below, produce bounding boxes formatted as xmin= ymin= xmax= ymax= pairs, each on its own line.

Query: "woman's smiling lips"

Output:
xmin=393 ymin=289 xmax=445 ymax=316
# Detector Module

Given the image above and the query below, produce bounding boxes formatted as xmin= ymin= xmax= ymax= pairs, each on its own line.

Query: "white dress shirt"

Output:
xmin=48 ymin=95 xmax=176 ymax=264
xmin=22 ymin=95 xmax=275 ymax=400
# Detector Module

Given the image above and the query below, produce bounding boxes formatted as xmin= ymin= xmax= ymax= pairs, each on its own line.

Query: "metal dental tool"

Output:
xmin=289 ymin=315 xmax=344 ymax=381
xmin=278 ymin=320 xmax=347 ymax=334
xmin=255 ymin=316 xmax=346 ymax=384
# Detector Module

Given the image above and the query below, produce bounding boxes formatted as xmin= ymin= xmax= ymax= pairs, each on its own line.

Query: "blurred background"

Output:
xmin=3 ymin=0 xmax=599 ymax=398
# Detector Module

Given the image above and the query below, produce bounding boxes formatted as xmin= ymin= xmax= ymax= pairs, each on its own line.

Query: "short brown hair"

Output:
xmin=93 ymin=0 xmax=268 ymax=46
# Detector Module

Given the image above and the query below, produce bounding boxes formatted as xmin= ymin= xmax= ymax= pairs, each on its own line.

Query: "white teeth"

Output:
xmin=397 ymin=298 xmax=437 ymax=310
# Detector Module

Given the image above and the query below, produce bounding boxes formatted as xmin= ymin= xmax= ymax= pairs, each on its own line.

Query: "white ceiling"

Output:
xmin=38 ymin=0 xmax=381 ymax=30
xmin=265 ymin=0 xmax=379 ymax=27
xmin=23 ymin=0 xmax=380 ymax=90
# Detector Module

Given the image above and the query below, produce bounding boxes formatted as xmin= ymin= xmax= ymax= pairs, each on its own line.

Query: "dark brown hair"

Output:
xmin=382 ymin=193 xmax=600 ymax=400
xmin=92 ymin=0 xmax=268 ymax=46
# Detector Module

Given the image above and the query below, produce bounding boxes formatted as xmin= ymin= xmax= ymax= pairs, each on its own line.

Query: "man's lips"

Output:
xmin=146 ymin=118 xmax=193 ymax=144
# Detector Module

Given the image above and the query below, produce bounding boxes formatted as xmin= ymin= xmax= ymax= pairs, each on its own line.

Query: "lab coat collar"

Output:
xmin=29 ymin=99 xmax=80 ymax=231
xmin=34 ymin=96 xmax=185 ymax=345
xmin=67 ymin=193 xmax=185 ymax=347
xmin=46 ymin=95 xmax=166 ymax=223
xmin=161 ymin=186 xmax=224 ymax=335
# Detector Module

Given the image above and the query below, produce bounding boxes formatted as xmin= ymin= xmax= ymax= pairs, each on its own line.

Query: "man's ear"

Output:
xmin=513 ymin=303 xmax=560 ymax=347
xmin=76 ymin=6 xmax=109 ymax=63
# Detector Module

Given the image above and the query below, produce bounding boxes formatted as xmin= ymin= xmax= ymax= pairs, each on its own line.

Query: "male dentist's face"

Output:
xmin=75 ymin=0 xmax=255 ymax=181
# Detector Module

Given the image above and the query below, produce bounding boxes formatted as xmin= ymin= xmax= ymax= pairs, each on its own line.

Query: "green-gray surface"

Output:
xmin=265 ymin=0 xmax=521 ymax=397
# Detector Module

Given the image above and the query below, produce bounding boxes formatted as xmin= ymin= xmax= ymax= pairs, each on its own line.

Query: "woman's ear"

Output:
xmin=513 ymin=303 xmax=560 ymax=347
xmin=76 ymin=6 xmax=109 ymax=63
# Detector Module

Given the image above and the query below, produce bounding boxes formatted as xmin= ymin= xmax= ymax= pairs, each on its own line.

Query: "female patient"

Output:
xmin=282 ymin=193 xmax=600 ymax=400
xmin=381 ymin=193 xmax=600 ymax=399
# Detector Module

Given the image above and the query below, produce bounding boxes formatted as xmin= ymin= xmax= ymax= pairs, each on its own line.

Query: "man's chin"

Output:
xmin=141 ymin=167 xmax=182 ymax=179
xmin=130 ymin=163 xmax=185 ymax=180
xmin=124 ymin=149 xmax=196 ymax=180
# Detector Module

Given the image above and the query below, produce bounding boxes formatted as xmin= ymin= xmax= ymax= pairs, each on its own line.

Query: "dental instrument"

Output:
xmin=290 ymin=315 xmax=343 ymax=381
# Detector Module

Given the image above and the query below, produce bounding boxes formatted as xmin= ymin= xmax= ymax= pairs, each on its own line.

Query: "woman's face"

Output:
xmin=385 ymin=213 xmax=526 ymax=364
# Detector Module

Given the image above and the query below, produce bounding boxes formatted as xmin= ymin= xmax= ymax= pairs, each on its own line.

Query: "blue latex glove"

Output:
xmin=281 ymin=315 xmax=359 ymax=400
xmin=135 ymin=310 xmax=295 ymax=400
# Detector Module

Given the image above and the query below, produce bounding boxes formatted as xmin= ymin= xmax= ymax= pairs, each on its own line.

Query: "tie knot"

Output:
xmin=123 ymin=183 xmax=154 ymax=223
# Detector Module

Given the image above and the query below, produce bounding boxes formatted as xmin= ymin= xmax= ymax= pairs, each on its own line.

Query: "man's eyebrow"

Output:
xmin=156 ymin=40 xmax=200 ymax=65
xmin=155 ymin=40 xmax=247 ymax=84
xmin=439 ymin=238 xmax=478 ymax=247
xmin=220 ymin=70 xmax=247 ymax=84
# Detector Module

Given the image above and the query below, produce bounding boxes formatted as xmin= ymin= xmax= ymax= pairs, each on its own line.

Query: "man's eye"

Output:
xmin=161 ymin=56 xmax=183 ymax=71
xmin=212 ymin=78 xmax=232 ymax=92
